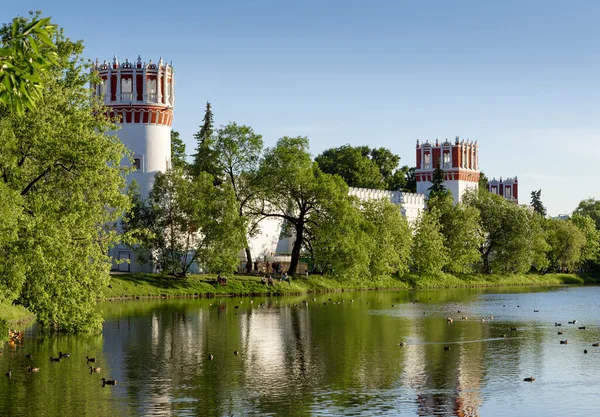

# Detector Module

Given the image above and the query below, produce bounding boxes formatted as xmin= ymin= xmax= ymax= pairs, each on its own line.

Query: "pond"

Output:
xmin=2 ymin=286 xmax=600 ymax=416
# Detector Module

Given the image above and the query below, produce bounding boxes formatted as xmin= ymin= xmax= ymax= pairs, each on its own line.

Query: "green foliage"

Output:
xmin=0 ymin=13 xmax=58 ymax=114
xmin=574 ymin=198 xmax=600 ymax=230
xmin=314 ymin=145 xmax=413 ymax=191
xmin=571 ymin=213 xmax=600 ymax=266
xmin=530 ymin=189 xmax=546 ymax=216
xmin=124 ymin=169 xmax=245 ymax=276
xmin=463 ymin=190 xmax=542 ymax=274
xmin=478 ymin=172 xmax=489 ymax=190
xmin=190 ymin=102 xmax=221 ymax=181
xmin=214 ymin=122 xmax=264 ymax=272
xmin=0 ymin=19 xmax=130 ymax=332
xmin=315 ymin=145 xmax=384 ymax=189
xmin=542 ymin=217 xmax=585 ymax=273
xmin=428 ymin=192 xmax=484 ymax=273
xmin=170 ymin=130 xmax=187 ymax=170
xmin=427 ymin=160 xmax=446 ymax=195
xmin=256 ymin=136 xmax=349 ymax=274
xmin=411 ymin=209 xmax=448 ymax=276
xmin=361 ymin=199 xmax=412 ymax=278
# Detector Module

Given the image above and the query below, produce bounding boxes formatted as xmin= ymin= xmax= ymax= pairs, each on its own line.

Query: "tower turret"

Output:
xmin=93 ymin=56 xmax=174 ymax=197
xmin=415 ymin=136 xmax=480 ymax=203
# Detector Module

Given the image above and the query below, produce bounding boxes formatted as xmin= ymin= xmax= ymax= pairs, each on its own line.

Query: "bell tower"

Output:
xmin=415 ymin=137 xmax=480 ymax=203
xmin=92 ymin=56 xmax=174 ymax=197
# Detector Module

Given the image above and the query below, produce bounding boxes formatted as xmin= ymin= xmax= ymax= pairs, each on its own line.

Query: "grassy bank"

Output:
xmin=0 ymin=300 xmax=35 ymax=341
xmin=105 ymin=271 xmax=598 ymax=299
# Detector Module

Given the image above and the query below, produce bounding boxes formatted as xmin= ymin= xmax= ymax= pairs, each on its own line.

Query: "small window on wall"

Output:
xmin=491 ymin=186 xmax=497 ymax=194
xmin=424 ymin=153 xmax=431 ymax=169
xmin=121 ymin=78 xmax=132 ymax=100
xmin=443 ymin=152 xmax=450 ymax=168
xmin=505 ymin=186 xmax=512 ymax=199
xmin=133 ymin=158 xmax=141 ymax=171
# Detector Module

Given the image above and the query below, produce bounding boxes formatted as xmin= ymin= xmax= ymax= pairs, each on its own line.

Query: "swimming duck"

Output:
xmin=523 ymin=377 xmax=535 ymax=382
xmin=90 ymin=366 xmax=101 ymax=373
xmin=584 ymin=350 xmax=588 ymax=354
xmin=208 ymin=354 xmax=214 ymax=360
xmin=5 ymin=371 xmax=11 ymax=378
xmin=27 ymin=366 xmax=39 ymax=373
xmin=101 ymin=378 xmax=117 ymax=386
xmin=398 ymin=342 xmax=406 ymax=347
xmin=447 ymin=317 xmax=454 ymax=323
xmin=560 ymin=340 xmax=568 ymax=344
xmin=558 ymin=331 xmax=564 ymax=335
xmin=592 ymin=343 xmax=599 ymax=347
xmin=50 ymin=356 xmax=61 ymax=362
xmin=510 ymin=327 xmax=517 ymax=331
xmin=86 ymin=356 xmax=96 ymax=363
xmin=444 ymin=346 xmax=450 ymax=351
xmin=234 ymin=350 xmax=239 ymax=356
xmin=59 ymin=352 xmax=70 ymax=358
xmin=578 ymin=326 xmax=586 ymax=330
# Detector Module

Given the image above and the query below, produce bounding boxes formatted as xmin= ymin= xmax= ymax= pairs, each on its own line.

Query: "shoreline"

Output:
xmin=102 ymin=272 xmax=596 ymax=300
xmin=2 ymin=272 xmax=596 ymax=332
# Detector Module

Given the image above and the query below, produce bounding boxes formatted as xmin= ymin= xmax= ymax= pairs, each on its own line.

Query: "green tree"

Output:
xmin=571 ymin=213 xmax=600 ymax=272
xmin=574 ymin=198 xmax=600 ymax=230
xmin=0 ymin=13 xmax=58 ymax=114
xmin=427 ymin=160 xmax=446 ymax=196
xmin=411 ymin=209 xmax=448 ymax=276
xmin=478 ymin=171 xmax=489 ymax=191
xmin=463 ymin=190 xmax=540 ymax=274
xmin=315 ymin=145 xmax=384 ymax=189
xmin=256 ymin=136 xmax=349 ymax=275
xmin=530 ymin=189 xmax=546 ymax=216
xmin=428 ymin=192 xmax=483 ymax=273
xmin=361 ymin=199 xmax=412 ymax=278
xmin=542 ymin=217 xmax=585 ymax=274
xmin=0 ymin=15 xmax=130 ymax=332
xmin=170 ymin=130 xmax=187 ymax=170
xmin=125 ymin=169 xmax=245 ymax=276
xmin=214 ymin=122 xmax=264 ymax=273
xmin=190 ymin=102 xmax=221 ymax=181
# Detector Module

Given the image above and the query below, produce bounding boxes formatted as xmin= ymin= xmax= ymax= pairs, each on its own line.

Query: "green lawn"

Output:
xmin=104 ymin=271 xmax=594 ymax=299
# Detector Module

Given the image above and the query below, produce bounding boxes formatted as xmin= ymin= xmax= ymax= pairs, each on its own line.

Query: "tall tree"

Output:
xmin=428 ymin=192 xmax=483 ymax=273
xmin=124 ymin=169 xmax=245 ymax=276
xmin=542 ymin=217 xmax=585 ymax=274
xmin=411 ymin=209 xmax=448 ymax=276
xmin=214 ymin=122 xmax=263 ymax=273
xmin=170 ymin=130 xmax=187 ymax=170
xmin=478 ymin=171 xmax=489 ymax=191
xmin=190 ymin=102 xmax=221 ymax=181
xmin=0 ymin=15 xmax=130 ymax=332
xmin=463 ymin=189 xmax=542 ymax=274
xmin=361 ymin=199 xmax=412 ymax=278
xmin=427 ymin=160 xmax=446 ymax=195
xmin=256 ymin=136 xmax=349 ymax=275
xmin=530 ymin=189 xmax=546 ymax=216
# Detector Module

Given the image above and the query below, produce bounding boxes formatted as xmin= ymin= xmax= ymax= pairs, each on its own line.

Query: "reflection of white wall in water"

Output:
xmin=240 ymin=311 xmax=287 ymax=388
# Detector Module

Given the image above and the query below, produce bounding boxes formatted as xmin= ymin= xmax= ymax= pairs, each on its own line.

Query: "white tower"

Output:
xmin=93 ymin=56 xmax=174 ymax=196
xmin=93 ymin=56 xmax=174 ymax=272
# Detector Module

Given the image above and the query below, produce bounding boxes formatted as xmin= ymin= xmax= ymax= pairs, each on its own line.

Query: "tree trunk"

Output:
xmin=245 ymin=247 xmax=253 ymax=274
xmin=288 ymin=222 xmax=304 ymax=275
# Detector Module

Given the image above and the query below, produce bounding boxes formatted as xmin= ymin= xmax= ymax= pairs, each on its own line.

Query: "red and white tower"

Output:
xmin=93 ymin=56 xmax=174 ymax=197
xmin=488 ymin=177 xmax=518 ymax=203
xmin=415 ymin=137 xmax=480 ymax=203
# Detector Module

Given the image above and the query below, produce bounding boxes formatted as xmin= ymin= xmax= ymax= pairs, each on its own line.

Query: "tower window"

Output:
xmin=133 ymin=158 xmax=141 ymax=171
xmin=121 ymin=78 xmax=132 ymax=100
xmin=443 ymin=152 xmax=450 ymax=168
xmin=491 ymin=186 xmax=497 ymax=194
xmin=147 ymin=79 xmax=157 ymax=101
xmin=505 ymin=186 xmax=512 ymax=199
xmin=424 ymin=153 xmax=431 ymax=169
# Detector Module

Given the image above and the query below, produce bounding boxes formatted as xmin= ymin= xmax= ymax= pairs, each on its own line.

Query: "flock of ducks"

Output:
xmin=3 ymin=330 xmax=116 ymax=387
xmin=395 ymin=308 xmax=599 ymax=383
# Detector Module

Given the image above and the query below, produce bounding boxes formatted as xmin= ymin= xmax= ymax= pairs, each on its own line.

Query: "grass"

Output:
xmin=0 ymin=300 xmax=35 ymax=342
xmin=105 ymin=271 xmax=597 ymax=300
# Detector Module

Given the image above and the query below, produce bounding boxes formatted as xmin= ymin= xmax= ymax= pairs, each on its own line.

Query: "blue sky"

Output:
xmin=5 ymin=1 xmax=600 ymax=215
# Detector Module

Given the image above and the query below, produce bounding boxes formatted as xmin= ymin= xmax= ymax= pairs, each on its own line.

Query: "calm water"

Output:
xmin=2 ymin=286 xmax=600 ymax=416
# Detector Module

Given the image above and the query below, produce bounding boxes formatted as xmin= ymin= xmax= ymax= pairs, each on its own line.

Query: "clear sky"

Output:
xmin=4 ymin=1 xmax=599 ymax=215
